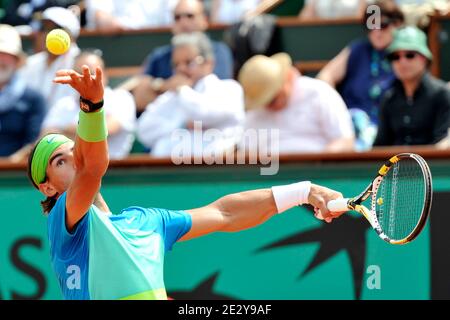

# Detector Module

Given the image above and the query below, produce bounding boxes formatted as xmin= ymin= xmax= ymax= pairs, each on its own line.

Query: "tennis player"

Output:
xmin=27 ymin=65 xmax=346 ymax=300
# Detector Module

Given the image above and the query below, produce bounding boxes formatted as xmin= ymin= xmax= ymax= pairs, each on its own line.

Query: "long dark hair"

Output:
xmin=27 ymin=140 xmax=57 ymax=215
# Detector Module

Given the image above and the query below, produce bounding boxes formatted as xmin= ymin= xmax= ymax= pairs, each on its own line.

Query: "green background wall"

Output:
xmin=1 ymin=159 xmax=448 ymax=300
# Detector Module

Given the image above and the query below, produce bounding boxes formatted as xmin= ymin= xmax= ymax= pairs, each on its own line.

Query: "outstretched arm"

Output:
xmin=53 ymin=66 xmax=109 ymax=231
xmin=181 ymin=183 xmax=345 ymax=241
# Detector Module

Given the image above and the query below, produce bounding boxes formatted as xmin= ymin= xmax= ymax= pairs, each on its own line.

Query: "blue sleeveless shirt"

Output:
xmin=337 ymin=39 xmax=396 ymax=125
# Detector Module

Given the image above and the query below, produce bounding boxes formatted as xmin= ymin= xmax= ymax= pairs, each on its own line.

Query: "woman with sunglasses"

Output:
xmin=373 ymin=26 xmax=450 ymax=147
xmin=317 ymin=0 xmax=404 ymax=149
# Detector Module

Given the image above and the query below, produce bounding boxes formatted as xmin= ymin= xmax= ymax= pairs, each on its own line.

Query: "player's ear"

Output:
xmin=39 ymin=180 xmax=58 ymax=198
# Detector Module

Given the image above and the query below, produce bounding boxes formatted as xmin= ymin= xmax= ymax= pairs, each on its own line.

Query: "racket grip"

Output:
xmin=327 ymin=198 xmax=350 ymax=212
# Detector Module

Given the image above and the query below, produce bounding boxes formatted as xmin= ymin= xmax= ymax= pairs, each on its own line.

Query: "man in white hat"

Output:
xmin=18 ymin=6 xmax=81 ymax=110
xmin=0 ymin=24 xmax=46 ymax=157
xmin=238 ymin=53 xmax=355 ymax=154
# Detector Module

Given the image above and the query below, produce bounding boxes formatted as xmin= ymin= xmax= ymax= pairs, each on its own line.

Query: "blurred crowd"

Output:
xmin=0 ymin=0 xmax=450 ymax=162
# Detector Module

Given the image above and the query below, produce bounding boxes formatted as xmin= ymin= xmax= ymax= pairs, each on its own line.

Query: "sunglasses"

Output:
xmin=172 ymin=55 xmax=205 ymax=70
xmin=367 ymin=18 xmax=397 ymax=32
xmin=174 ymin=13 xmax=195 ymax=21
xmin=388 ymin=51 xmax=418 ymax=62
xmin=380 ymin=20 xmax=392 ymax=30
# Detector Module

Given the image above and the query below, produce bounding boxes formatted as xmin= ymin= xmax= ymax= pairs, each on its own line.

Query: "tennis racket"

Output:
xmin=327 ymin=153 xmax=432 ymax=245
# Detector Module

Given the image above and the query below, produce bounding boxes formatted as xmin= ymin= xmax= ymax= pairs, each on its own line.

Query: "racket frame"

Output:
xmin=342 ymin=153 xmax=432 ymax=245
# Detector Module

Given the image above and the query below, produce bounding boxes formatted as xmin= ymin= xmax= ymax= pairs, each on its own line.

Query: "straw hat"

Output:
xmin=238 ymin=52 xmax=292 ymax=110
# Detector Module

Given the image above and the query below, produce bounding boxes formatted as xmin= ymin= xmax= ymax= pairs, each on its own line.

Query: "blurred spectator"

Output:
xmin=136 ymin=32 xmax=244 ymax=158
xmin=18 ymin=6 xmax=80 ymax=110
xmin=238 ymin=53 xmax=355 ymax=154
xmin=0 ymin=24 xmax=46 ymax=157
xmin=210 ymin=0 xmax=264 ymax=24
xmin=225 ymin=13 xmax=279 ymax=78
xmin=298 ymin=0 xmax=367 ymax=20
xmin=42 ymin=50 xmax=136 ymax=159
xmin=132 ymin=0 xmax=233 ymax=113
xmin=0 ymin=0 xmax=80 ymax=29
xmin=317 ymin=0 xmax=404 ymax=149
xmin=85 ymin=0 xmax=178 ymax=31
xmin=395 ymin=0 xmax=450 ymax=28
xmin=436 ymin=131 xmax=450 ymax=149
xmin=374 ymin=26 xmax=450 ymax=146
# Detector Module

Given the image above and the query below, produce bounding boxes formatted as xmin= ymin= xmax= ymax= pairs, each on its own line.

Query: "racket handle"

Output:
xmin=327 ymin=198 xmax=350 ymax=212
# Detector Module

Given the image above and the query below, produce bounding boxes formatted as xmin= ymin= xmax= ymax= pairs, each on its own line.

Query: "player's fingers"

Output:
xmin=68 ymin=70 xmax=82 ymax=82
xmin=334 ymin=192 xmax=344 ymax=200
xmin=61 ymin=69 xmax=82 ymax=80
xmin=55 ymin=69 xmax=75 ymax=77
xmin=82 ymin=65 xmax=92 ymax=81
xmin=330 ymin=210 xmax=346 ymax=218
xmin=317 ymin=202 xmax=331 ymax=219
xmin=95 ymin=66 xmax=103 ymax=83
xmin=314 ymin=206 xmax=335 ymax=223
xmin=315 ymin=208 xmax=334 ymax=223
xmin=314 ymin=207 xmax=325 ymax=220
xmin=53 ymin=76 xmax=73 ymax=84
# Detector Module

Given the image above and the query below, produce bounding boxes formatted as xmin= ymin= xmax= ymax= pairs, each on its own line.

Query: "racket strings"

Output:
xmin=387 ymin=163 xmax=399 ymax=237
xmin=375 ymin=158 xmax=425 ymax=241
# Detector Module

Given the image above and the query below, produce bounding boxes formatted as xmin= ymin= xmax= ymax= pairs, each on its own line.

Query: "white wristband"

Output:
xmin=271 ymin=181 xmax=311 ymax=214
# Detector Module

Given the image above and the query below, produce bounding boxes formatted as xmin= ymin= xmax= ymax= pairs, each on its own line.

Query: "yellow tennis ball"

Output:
xmin=377 ymin=197 xmax=384 ymax=205
xmin=46 ymin=29 xmax=70 ymax=55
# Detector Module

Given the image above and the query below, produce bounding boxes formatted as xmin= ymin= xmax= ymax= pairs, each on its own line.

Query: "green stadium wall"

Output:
xmin=1 ymin=156 xmax=449 ymax=300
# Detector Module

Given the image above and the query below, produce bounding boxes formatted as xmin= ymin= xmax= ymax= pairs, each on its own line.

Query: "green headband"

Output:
xmin=31 ymin=134 xmax=73 ymax=187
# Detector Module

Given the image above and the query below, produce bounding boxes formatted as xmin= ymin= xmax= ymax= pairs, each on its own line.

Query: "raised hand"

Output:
xmin=53 ymin=65 xmax=104 ymax=103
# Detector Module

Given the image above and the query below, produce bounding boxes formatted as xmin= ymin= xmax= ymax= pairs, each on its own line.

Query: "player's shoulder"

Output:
xmin=118 ymin=206 xmax=189 ymax=230
xmin=120 ymin=206 xmax=185 ymax=216
xmin=118 ymin=206 xmax=166 ymax=220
